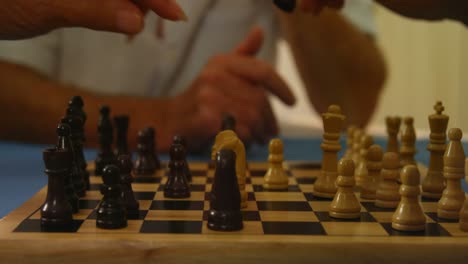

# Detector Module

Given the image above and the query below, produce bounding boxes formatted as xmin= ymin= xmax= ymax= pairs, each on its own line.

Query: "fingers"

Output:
xmin=55 ymin=0 xmax=144 ymax=34
xmin=53 ymin=0 xmax=186 ymax=35
xmin=138 ymin=0 xmax=188 ymax=21
xmin=234 ymin=26 xmax=265 ymax=56
xmin=214 ymin=56 xmax=296 ymax=106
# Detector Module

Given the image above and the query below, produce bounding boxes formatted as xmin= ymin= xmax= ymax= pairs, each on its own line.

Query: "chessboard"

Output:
xmin=0 ymin=160 xmax=467 ymax=263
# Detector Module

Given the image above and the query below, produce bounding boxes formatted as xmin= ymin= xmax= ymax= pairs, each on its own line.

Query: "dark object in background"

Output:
xmin=164 ymin=143 xmax=191 ymax=198
xmin=273 ymin=0 xmax=296 ymax=12
xmin=134 ymin=129 xmax=157 ymax=176
xmin=56 ymin=123 xmax=80 ymax=213
xmin=95 ymin=106 xmax=116 ymax=175
xmin=114 ymin=115 xmax=130 ymax=157
xmin=221 ymin=114 xmax=236 ymax=132
xmin=173 ymin=135 xmax=192 ymax=182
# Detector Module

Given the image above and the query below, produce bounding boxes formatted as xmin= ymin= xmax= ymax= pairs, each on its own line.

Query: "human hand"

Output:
xmin=0 ymin=0 xmax=187 ymax=40
xmin=166 ymin=27 xmax=296 ymax=150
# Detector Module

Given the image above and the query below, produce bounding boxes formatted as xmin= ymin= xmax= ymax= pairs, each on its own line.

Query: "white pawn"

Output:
xmin=438 ymin=128 xmax=466 ymax=220
xmin=392 ymin=165 xmax=426 ymax=232
xmin=344 ymin=126 xmax=357 ymax=160
xmin=360 ymin=144 xmax=383 ymax=200
xmin=375 ymin=152 xmax=401 ymax=208
xmin=330 ymin=159 xmax=361 ymax=219
xmin=263 ymin=139 xmax=288 ymax=190
xmin=352 ymin=129 xmax=364 ymax=164
xmin=355 ymin=135 xmax=374 ymax=187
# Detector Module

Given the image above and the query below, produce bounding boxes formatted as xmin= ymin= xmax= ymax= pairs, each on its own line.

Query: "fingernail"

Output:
xmin=169 ymin=0 xmax=188 ymax=21
xmin=116 ymin=10 xmax=143 ymax=33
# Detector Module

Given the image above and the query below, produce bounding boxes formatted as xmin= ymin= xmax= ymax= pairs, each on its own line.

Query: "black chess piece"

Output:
xmin=62 ymin=115 xmax=87 ymax=197
xmin=114 ymin=115 xmax=130 ymax=157
xmin=164 ymin=144 xmax=191 ymax=198
xmin=207 ymin=149 xmax=243 ymax=231
xmin=67 ymin=96 xmax=87 ymax=125
xmin=143 ymin=127 xmax=161 ymax=170
xmin=97 ymin=165 xmax=127 ymax=229
xmin=56 ymin=123 xmax=80 ymax=213
xmin=221 ymin=114 xmax=236 ymax=131
xmin=95 ymin=106 xmax=116 ymax=175
xmin=117 ymin=155 xmax=140 ymax=219
xmin=41 ymin=148 xmax=74 ymax=231
xmin=134 ymin=129 xmax=157 ymax=176
xmin=273 ymin=0 xmax=296 ymax=12
xmin=173 ymin=135 xmax=192 ymax=182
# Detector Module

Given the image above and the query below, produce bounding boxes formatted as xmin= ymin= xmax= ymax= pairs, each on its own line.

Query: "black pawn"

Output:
xmin=114 ymin=115 xmax=130 ymax=157
xmin=221 ymin=114 xmax=236 ymax=131
xmin=62 ymin=115 xmax=87 ymax=197
xmin=173 ymin=135 xmax=192 ymax=182
xmin=56 ymin=123 xmax=80 ymax=213
xmin=97 ymin=165 xmax=127 ymax=229
xmin=67 ymin=96 xmax=87 ymax=125
xmin=117 ymin=155 xmax=140 ymax=219
xmin=134 ymin=130 xmax=156 ymax=176
xmin=207 ymin=149 xmax=243 ymax=231
xmin=67 ymin=97 xmax=90 ymax=187
xmin=95 ymin=106 xmax=116 ymax=175
xmin=164 ymin=144 xmax=191 ymax=198
xmin=41 ymin=148 xmax=74 ymax=231
xmin=144 ymin=127 xmax=161 ymax=170
xmin=273 ymin=0 xmax=296 ymax=12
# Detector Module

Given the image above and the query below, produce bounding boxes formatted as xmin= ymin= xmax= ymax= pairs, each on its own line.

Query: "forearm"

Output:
xmin=0 ymin=60 xmax=172 ymax=150
xmin=279 ymin=8 xmax=386 ymax=127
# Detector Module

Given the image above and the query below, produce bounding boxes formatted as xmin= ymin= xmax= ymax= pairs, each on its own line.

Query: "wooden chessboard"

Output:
xmin=0 ymin=161 xmax=467 ymax=263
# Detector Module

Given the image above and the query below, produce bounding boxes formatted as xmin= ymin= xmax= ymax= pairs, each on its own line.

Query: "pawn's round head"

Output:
xmin=400 ymin=165 xmax=420 ymax=186
xmin=338 ymin=159 xmax=355 ymax=177
xmin=117 ymin=155 xmax=133 ymax=174
xmin=173 ymin=135 xmax=187 ymax=147
xmin=383 ymin=152 xmax=400 ymax=169
xmin=170 ymin=143 xmax=185 ymax=161
xmin=69 ymin=96 xmax=84 ymax=108
xmin=102 ymin=165 xmax=121 ymax=185
xmin=137 ymin=130 xmax=148 ymax=144
xmin=269 ymin=138 xmax=283 ymax=154
xmin=99 ymin=105 xmax=110 ymax=116
xmin=57 ymin=123 xmax=71 ymax=137
xmin=448 ymin=128 xmax=463 ymax=141
xmin=144 ymin=127 xmax=155 ymax=138
xmin=367 ymin=144 xmax=383 ymax=162
xmin=327 ymin=104 xmax=342 ymax=114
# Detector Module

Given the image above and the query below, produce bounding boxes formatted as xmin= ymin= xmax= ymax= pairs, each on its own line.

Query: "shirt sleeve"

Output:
xmin=341 ymin=0 xmax=376 ymax=36
xmin=0 ymin=30 xmax=61 ymax=77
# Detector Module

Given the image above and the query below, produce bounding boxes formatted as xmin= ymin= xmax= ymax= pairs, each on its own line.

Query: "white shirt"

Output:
xmin=0 ymin=0 xmax=375 ymax=98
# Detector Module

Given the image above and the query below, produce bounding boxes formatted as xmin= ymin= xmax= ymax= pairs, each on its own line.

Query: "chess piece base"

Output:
xmin=422 ymin=191 xmax=442 ymax=200
xmin=329 ymin=211 xmax=360 ymax=219
xmin=360 ymin=192 xmax=376 ymax=200
xmin=437 ymin=209 xmax=461 ymax=220
xmin=96 ymin=219 xmax=128 ymax=229
xmin=207 ymin=210 xmax=243 ymax=231
xmin=460 ymin=221 xmax=468 ymax=232
xmin=263 ymin=182 xmax=288 ymax=190
xmin=127 ymin=209 xmax=140 ymax=220
xmin=392 ymin=222 xmax=425 ymax=232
